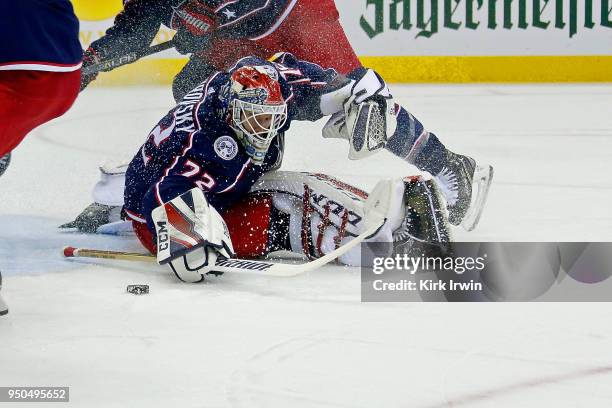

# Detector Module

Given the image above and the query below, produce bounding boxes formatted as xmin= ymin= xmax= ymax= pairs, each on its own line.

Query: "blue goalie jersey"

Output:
xmin=124 ymin=53 xmax=338 ymax=233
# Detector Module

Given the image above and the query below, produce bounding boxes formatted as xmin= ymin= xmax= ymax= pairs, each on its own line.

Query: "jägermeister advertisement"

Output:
xmin=336 ymin=0 xmax=612 ymax=55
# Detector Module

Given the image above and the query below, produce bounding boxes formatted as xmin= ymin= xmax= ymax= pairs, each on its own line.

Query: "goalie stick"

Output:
xmin=62 ymin=217 xmax=386 ymax=277
xmin=82 ymin=41 xmax=174 ymax=76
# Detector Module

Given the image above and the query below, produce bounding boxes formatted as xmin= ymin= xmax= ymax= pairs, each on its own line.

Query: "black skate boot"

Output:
xmin=392 ymin=176 xmax=452 ymax=258
xmin=0 ymin=153 xmax=11 ymax=177
xmin=434 ymin=151 xmax=493 ymax=231
xmin=0 ymin=271 xmax=8 ymax=316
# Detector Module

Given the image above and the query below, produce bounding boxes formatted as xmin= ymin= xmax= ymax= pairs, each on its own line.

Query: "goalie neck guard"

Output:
xmin=227 ymin=66 xmax=287 ymax=165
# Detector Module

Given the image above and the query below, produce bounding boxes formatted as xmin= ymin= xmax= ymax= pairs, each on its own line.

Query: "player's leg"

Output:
xmin=59 ymin=162 xmax=126 ymax=231
xmin=0 ymin=69 xmax=80 ymax=174
xmin=132 ymin=193 xmax=280 ymax=259
xmin=63 ymin=166 xmax=451 ymax=265
xmin=127 ymin=171 xmax=450 ymax=266
xmin=259 ymin=0 xmax=362 ymax=74
xmin=0 ymin=152 xmax=10 ymax=177
xmin=378 ymin=107 xmax=493 ymax=230
xmin=173 ymin=0 xmax=361 ymax=87
xmin=180 ymin=0 xmax=361 ymax=77
xmin=383 ymin=107 xmax=486 ymax=227
xmin=130 ymin=171 xmax=291 ymax=259
xmin=259 ymin=173 xmax=450 ymax=265
xmin=229 ymin=172 xmax=449 ymax=264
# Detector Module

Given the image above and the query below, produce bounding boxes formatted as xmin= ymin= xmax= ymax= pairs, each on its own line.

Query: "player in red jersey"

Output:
xmin=80 ymin=0 xmax=361 ymax=100
xmin=0 ymin=0 xmax=83 ymax=177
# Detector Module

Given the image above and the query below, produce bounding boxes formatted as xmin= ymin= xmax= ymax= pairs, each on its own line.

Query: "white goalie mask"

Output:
xmin=228 ymin=66 xmax=288 ymax=164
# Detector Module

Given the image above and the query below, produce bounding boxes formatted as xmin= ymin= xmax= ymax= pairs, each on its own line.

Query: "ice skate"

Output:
xmin=60 ymin=203 xmax=123 ymax=233
xmin=0 ymin=271 xmax=8 ymax=316
xmin=0 ymin=153 xmax=10 ymax=177
xmin=434 ymin=151 xmax=494 ymax=231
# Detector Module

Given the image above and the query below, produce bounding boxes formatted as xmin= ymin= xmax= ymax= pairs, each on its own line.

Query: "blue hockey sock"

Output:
xmin=385 ymin=107 xmax=448 ymax=176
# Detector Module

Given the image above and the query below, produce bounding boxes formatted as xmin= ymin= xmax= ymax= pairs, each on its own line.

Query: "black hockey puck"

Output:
xmin=127 ymin=284 xmax=149 ymax=295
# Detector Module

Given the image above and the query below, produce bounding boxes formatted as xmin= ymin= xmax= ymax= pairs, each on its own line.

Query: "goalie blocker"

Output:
xmin=152 ymin=188 xmax=234 ymax=283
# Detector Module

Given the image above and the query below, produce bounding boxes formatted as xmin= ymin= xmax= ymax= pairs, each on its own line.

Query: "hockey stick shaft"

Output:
xmin=62 ymin=218 xmax=385 ymax=277
xmin=63 ymin=247 xmax=156 ymax=263
xmin=82 ymin=41 xmax=175 ymax=76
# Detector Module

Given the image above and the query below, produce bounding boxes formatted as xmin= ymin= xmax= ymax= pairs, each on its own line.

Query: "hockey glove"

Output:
xmin=321 ymin=69 xmax=398 ymax=160
xmin=350 ymin=69 xmax=392 ymax=104
xmin=0 ymin=153 xmax=10 ymax=177
xmin=173 ymin=29 xmax=211 ymax=55
xmin=80 ymin=47 xmax=101 ymax=91
xmin=347 ymin=70 xmax=398 ymax=157
xmin=152 ymin=188 xmax=234 ymax=282
xmin=342 ymin=94 xmax=398 ymax=160
xmin=171 ymin=0 xmax=218 ymax=54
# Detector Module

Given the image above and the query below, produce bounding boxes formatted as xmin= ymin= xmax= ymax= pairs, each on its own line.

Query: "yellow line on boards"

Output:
xmin=88 ymin=56 xmax=612 ymax=86
xmin=360 ymin=55 xmax=612 ymax=83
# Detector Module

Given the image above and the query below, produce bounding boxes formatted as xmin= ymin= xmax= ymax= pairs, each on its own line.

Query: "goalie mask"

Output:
xmin=227 ymin=66 xmax=287 ymax=164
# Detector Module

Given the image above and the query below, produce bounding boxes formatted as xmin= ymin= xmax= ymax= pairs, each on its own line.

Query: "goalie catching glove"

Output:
xmin=322 ymin=69 xmax=398 ymax=160
xmin=152 ymin=188 xmax=234 ymax=283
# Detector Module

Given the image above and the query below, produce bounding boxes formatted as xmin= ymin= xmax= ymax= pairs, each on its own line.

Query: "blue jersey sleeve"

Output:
xmin=88 ymin=0 xmax=169 ymax=59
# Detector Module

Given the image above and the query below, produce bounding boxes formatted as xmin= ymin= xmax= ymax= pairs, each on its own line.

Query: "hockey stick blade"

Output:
xmin=62 ymin=217 xmax=385 ymax=277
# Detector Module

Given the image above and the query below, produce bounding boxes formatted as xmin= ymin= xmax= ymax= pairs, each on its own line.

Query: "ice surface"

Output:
xmin=1 ymin=84 xmax=612 ymax=407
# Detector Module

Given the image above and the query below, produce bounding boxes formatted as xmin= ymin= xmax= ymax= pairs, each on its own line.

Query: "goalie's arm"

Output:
xmin=81 ymin=0 xmax=170 ymax=89
xmin=88 ymin=0 xmax=169 ymax=62
xmin=267 ymin=54 xmax=392 ymax=123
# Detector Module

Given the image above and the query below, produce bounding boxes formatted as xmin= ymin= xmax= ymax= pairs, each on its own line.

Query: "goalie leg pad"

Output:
xmin=276 ymin=176 xmax=409 ymax=266
xmin=252 ymin=171 xmax=407 ymax=266
xmin=251 ymin=171 xmax=370 ymax=265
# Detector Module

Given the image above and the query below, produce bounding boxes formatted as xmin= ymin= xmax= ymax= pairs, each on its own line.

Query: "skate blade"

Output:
xmin=0 ymin=295 xmax=8 ymax=316
xmin=461 ymin=165 xmax=494 ymax=232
